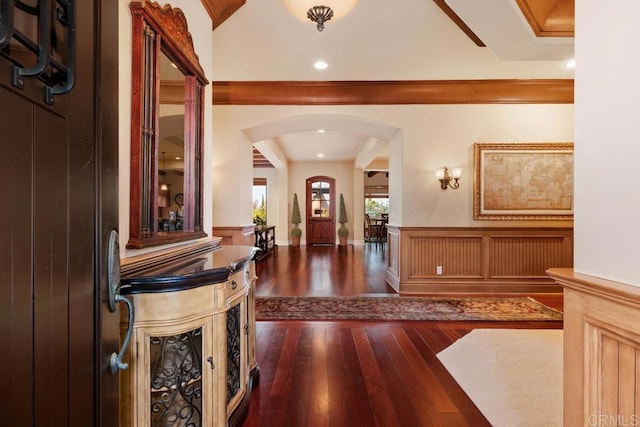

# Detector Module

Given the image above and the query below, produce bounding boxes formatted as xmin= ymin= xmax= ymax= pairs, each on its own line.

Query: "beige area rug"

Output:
xmin=437 ymin=329 xmax=563 ymax=427
xmin=255 ymin=296 xmax=563 ymax=321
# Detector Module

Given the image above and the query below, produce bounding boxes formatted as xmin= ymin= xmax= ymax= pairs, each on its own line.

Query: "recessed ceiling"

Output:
xmin=213 ymin=0 xmax=574 ymax=167
xmin=277 ymin=131 xmax=370 ymax=163
xmin=444 ymin=0 xmax=574 ymax=61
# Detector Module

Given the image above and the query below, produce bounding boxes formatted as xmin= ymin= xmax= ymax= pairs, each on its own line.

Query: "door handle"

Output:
xmin=106 ymin=229 xmax=135 ymax=375
xmin=110 ymin=294 xmax=134 ymax=375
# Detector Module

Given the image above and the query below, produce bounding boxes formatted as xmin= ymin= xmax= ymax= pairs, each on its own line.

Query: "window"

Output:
xmin=365 ymin=197 xmax=389 ymax=217
xmin=253 ymin=178 xmax=267 ymax=226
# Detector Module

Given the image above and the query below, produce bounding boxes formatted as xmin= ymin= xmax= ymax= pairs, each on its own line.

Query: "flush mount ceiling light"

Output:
xmin=280 ymin=0 xmax=359 ymax=32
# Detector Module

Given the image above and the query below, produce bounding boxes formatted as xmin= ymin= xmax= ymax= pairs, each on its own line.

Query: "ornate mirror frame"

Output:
xmin=127 ymin=1 xmax=208 ymax=249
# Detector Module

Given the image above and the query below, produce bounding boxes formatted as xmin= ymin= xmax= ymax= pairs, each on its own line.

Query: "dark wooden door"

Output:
xmin=0 ymin=1 xmax=120 ymax=425
xmin=306 ymin=176 xmax=335 ymax=245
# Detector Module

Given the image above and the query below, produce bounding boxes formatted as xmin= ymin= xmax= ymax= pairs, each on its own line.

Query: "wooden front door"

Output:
xmin=0 ymin=0 xmax=120 ymax=424
xmin=306 ymin=176 xmax=335 ymax=245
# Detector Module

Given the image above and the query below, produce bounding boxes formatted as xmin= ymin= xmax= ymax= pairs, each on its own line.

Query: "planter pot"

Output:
xmin=291 ymin=236 xmax=301 ymax=247
xmin=338 ymin=235 xmax=348 ymax=246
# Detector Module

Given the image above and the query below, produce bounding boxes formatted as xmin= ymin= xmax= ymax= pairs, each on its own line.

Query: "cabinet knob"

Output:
xmin=231 ymin=280 xmax=238 ymax=290
xmin=244 ymin=324 xmax=249 ymax=335
xmin=207 ymin=356 xmax=215 ymax=369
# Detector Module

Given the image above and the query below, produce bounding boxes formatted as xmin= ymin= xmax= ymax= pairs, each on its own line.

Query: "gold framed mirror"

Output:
xmin=127 ymin=1 xmax=208 ymax=249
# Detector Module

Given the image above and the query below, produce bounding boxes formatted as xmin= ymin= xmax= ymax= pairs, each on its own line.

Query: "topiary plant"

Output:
xmin=290 ymin=193 xmax=302 ymax=240
xmin=337 ymin=193 xmax=349 ymax=240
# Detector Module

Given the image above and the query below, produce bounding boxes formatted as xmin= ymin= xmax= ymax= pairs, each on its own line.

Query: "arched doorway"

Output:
xmin=306 ymin=176 xmax=335 ymax=245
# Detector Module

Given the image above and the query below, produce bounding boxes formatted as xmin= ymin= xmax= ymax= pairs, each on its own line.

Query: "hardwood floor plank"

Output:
xmin=337 ymin=328 xmax=376 ymax=426
xmin=389 ymin=327 xmax=458 ymax=414
xmin=283 ymin=327 xmax=314 ymax=426
xmin=365 ymin=326 xmax=423 ymax=426
xmin=380 ymin=328 xmax=444 ymax=426
xmin=268 ymin=328 xmax=299 ymax=397
xmin=351 ymin=327 xmax=401 ymax=426
xmin=324 ymin=327 xmax=351 ymax=425
xmin=308 ymin=328 xmax=329 ymax=426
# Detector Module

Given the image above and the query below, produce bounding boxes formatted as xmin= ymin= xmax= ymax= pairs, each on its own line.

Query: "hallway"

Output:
xmin=245 ymin=245 xmax=563 ymax=426
xmin=255 ymin=245 xmax=394 ymax=296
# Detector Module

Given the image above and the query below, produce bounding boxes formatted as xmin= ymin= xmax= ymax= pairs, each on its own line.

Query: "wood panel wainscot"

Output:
xmin=547 ymin=269 xmax=640 ymax=427
xmin=386 ymin=226 xmax=573 ymax=294
xmin=119 ymin=239 xmax=259 ymax=427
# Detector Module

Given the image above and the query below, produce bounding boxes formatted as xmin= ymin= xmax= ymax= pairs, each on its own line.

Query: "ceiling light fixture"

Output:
xmin=317 ymin=153 xmax=325 ymax=158
xmin=317 ymin=129 xmax=326 ymax=133
xmin=307 ymin=6 xmax=332 ymax=32
xmin=280 ymin=0 xmax=359 ymax=32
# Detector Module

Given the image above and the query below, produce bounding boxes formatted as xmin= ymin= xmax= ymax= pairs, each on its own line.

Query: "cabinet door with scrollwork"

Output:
xmin=226 ymin=295 xmax=249 ymax=415
xmin=133 ymin=317 xmax=215 ymax=427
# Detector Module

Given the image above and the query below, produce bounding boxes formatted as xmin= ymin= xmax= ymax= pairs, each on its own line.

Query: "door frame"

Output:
xmin=305 ymin=175 xmax=336 ymax=245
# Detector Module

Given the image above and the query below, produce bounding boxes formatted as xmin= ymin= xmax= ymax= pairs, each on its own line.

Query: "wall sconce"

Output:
xmin=435 ymin=167 xmax=463 ymax=190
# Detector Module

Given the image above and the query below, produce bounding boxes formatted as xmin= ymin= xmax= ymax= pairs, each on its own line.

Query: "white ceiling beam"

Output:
xmin=254 ymin=139 xmax=288 ymax=170
xmin=355 ymin=138 xmax=388 ymax=170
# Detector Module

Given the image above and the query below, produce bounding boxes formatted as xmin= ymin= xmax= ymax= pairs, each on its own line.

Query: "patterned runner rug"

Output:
xmin=255 ymin=295 xmax=563 ymax=321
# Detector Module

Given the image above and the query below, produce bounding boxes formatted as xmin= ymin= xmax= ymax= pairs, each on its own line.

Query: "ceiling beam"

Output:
xmin=201 ymin=0 xmax=246 ymax=30
xmin=432 ymin=0 xmax=485 ymax=47
xmin=253 ymin=139 xmax=288 ymax=170
xmin=160 ymin=80 xmax=185 ymax=104
xmin=213 ymin=79 xmax=574 ymax=105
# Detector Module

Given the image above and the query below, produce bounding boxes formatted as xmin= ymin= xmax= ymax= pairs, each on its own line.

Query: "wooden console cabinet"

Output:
xmin=119 ymin=242 xmax=259 ymax=426
xmin=254 ymin=225 xmax=276 ymax=261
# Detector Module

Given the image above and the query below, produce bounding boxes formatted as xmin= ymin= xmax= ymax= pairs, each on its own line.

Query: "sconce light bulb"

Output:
xmin=450 ymin=168 xmax=463 ymax=179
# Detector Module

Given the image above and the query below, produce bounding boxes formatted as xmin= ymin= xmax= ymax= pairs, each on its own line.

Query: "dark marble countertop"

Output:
xmin=121 ymin=245 xmax=258 ymax=295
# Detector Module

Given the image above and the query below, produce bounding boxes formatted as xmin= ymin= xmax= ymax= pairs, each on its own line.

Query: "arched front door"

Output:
xmin=306 ymin=176 xmax=335 ymax=245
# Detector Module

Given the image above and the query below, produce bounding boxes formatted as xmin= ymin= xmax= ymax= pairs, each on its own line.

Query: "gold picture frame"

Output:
xmin=473 ymin=142 xmax=574 ymax=220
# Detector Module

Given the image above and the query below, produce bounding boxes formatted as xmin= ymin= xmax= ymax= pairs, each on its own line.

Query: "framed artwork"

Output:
xmin=473 ymin=142 xmax=574 ymax=220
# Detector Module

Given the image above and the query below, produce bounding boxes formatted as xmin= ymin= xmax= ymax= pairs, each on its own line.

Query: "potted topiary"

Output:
xmin=337 ymin=193 xmax=348 ymax=246
xmin=290 ymin=193 xmax=302 ymax=246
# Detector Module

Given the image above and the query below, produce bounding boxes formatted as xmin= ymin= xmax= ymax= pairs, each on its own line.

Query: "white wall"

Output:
xmin=574 ymin=1 xmax=640 ymax=285
xmin=213 ymin=104 xmax=574 ymax=231
xmin=118 ymin=0 xmax=213 ymax=258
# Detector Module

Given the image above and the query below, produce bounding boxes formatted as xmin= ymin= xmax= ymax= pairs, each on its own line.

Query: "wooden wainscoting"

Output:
xmin=547 ymin=269 xmax=640 ymax=427
xmin=387 ymin=226 xmax=572 ymax=294
xmin=212 ymin=225 xmax=255 ymax=246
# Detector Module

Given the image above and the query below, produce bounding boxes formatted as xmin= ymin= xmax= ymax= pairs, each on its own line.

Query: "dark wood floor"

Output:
xmin=245 ymin=245 xmax=563 ymax=427
xmin=255 ymin=245 xmax=394 ymax=296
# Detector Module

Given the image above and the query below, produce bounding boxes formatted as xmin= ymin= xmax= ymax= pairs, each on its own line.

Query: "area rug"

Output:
xmin=255 ymin=296 xmax=563 ymax=321
xmin=437 ymin=329 xmax=563 ymax=427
